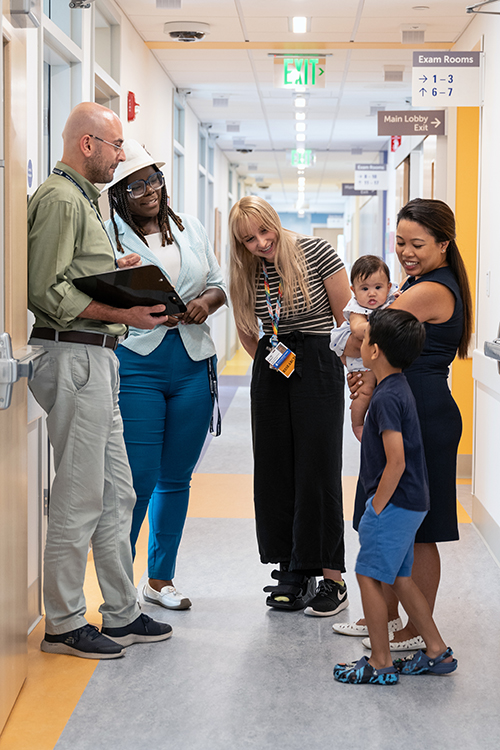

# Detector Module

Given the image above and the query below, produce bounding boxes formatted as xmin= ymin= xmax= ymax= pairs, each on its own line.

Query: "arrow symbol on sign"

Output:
xmin=319 ymin=67 xmax=324 ymax=76
xmin=419 ymin=75 xmax=428 ymax=83
xmin=431 ymin=117 xmax=441 ymax=128
xmin=419 ymin=88 xmax=427 ymax=96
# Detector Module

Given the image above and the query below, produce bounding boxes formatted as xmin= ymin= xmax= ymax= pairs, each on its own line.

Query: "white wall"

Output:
xmin=118 ymin=7 xmax=175 ymax=184
xmin=455 ymin=17 xmax=500 ymax=559
xmin=113 ymin=6 xmax=233 ymax=368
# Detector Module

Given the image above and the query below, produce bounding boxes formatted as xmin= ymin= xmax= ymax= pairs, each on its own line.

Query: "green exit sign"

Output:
xmin=291 ymin=149 xmax=314 ymax=167
xmin=274 ymin=57 xmax=326 ymax=88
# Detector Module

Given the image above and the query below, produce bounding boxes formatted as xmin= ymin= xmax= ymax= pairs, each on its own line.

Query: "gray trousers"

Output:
xmin=29 ymin=339 xmax=141 ymax=634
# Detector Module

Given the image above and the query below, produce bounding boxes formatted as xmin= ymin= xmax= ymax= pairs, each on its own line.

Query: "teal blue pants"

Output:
xmin=117 ymin=330 xmax=213 ymax=581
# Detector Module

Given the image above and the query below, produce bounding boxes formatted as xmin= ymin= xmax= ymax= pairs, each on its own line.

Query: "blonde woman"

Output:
xmin=228 ymin=196 xmax=351 ymax=615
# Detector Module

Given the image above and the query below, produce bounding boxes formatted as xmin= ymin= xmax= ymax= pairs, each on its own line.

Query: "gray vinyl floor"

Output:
xmin=55 ymin=375 xmax=500 ymax=750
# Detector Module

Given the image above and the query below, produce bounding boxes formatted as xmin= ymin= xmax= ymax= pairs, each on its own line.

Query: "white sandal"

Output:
xmin=332 ymin=616 xmax=403 ymax=637
xmin=362 ymin=633 xmax=426 ymax=651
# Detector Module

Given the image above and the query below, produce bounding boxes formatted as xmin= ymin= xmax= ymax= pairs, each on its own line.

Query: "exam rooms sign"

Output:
xmin=412 ymin=51 xmax=482 ymax=107
xmin=377 ymin=110 xmax=445 ymax=136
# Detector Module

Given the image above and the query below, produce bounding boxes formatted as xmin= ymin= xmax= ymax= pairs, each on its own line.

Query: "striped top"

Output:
xmin=255 ymin=236 xmax=344 ymax=336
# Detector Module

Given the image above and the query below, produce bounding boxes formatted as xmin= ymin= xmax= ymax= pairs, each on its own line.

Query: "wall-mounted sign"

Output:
xmin=291 ymin=149 xmax=314 ymax=167
xmin=378 ymin=110 xmax=446 ymax=136
xmin=274 ymin=58 xmax=326 ymax=88
xmin=354 ymin=164 xmax=388 ymax=191
xmin=411 ymin=51 xmax=482 ymax=107
xmin=342 ymin=183 xmax=377 ymax=197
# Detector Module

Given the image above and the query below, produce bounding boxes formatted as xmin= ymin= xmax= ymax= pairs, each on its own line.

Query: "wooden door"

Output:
xmin=0 ymin=15 xmax=29 ymax=734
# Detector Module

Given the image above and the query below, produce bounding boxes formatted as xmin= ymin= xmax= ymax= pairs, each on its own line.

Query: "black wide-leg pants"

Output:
xmin=251 ymin=332 xmax=346 ymax=575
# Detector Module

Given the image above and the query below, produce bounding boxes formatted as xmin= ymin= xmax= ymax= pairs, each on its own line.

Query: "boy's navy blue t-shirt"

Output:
xmin=360 ymin=372 xmax=430 ymax=512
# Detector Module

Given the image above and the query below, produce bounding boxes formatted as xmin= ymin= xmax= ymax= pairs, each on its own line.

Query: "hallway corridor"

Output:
xmin=1 ymin=350 xmax=498 ymax=750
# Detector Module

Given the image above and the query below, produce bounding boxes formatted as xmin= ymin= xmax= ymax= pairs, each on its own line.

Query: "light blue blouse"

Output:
xmin=105 ymin=212 xmax=227 ymax=361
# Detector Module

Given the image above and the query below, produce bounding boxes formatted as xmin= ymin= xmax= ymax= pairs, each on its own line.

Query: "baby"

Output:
xmin=330 ymin=255 xmax=398 ymax=441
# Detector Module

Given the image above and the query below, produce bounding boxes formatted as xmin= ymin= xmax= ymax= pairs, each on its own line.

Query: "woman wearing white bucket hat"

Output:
xmin=104 ymin=139 xmax=226 ymax=610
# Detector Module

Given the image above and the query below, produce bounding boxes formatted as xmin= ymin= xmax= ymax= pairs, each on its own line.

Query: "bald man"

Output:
xmin=28 ymin=103 xmax=172 ymax=659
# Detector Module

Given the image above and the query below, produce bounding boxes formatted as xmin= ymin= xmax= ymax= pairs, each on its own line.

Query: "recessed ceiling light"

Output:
xmin=295 ymin=96 xmax=306 ymax=108
xmin=296 ymin=112 xmax=306 ymax=121
xmin=296 ymin=123 xmax=306 ymax=132
xmin=298 ymin=177 xmax=306 ymax=186
xmin=298 ymin=210 xmax=305 ymax=217
xmin=291 ymin=17 xmax=308 ymax=34
xmin=296 ymin=133 xmax=306 ymax=142
xmin=297 ymin=170 xmax=305 ymax=175
xmin=412 ymin=5 xmax=430 ymax=9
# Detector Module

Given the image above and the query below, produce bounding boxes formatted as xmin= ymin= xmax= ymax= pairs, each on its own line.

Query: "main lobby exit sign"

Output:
xmin=274 ymin=57 xmax=326 ymax=88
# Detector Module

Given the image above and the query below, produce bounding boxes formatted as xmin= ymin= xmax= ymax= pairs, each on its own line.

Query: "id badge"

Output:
xmin=265 ymin=341 xmax=296 ymax=377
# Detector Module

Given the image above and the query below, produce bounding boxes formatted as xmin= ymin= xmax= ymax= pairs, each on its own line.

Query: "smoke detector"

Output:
xmin=164 ymin=21 xmax=210 ymax=42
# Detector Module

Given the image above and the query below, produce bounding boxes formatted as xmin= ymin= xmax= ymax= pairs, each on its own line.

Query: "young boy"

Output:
xmin=334 ymin=309 xmax=457 ymax=685
xmin=330 ymin=256 xmax=398 ymax=441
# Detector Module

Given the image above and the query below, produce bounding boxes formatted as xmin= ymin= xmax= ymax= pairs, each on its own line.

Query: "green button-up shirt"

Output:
xmin=27 ymin=161 xmax=126 ymax=336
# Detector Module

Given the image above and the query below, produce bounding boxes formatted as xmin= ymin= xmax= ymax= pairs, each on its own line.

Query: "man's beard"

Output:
xmin=86 ymin=150 xmax=117 ymax=184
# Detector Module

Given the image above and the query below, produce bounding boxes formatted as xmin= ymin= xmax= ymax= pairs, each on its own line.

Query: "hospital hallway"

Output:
xmin=0 ymin=348 xmax=499 ymax=750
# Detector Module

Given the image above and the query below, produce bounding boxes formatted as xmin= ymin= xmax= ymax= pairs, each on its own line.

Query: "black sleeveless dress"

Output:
xmin=353 ymin=265 xmax=463 ymax=543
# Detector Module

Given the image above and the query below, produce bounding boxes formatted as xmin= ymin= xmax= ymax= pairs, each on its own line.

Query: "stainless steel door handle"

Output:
xmin=484 ymin=338 xmax=500 ymax=374
xmin=0 ymin=332 xmax=45 ymax=409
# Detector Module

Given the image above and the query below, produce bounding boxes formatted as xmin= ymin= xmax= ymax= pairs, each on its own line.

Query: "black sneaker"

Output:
xmin=102 ymin=613 xmax=173 ymax=646
xmin=304 ymin=579 xmax=349 ymax=617
xmin=264 ymin=566 xmax=317 ymax=611
xmin=41 ymin=624 xmax=125 ymax=659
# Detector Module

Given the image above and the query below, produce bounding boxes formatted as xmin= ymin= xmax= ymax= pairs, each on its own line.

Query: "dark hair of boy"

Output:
xmin=350 ymin=255 xmax=391 ymax=285
xmin=368 ymin=308 xmax=426 ymax=370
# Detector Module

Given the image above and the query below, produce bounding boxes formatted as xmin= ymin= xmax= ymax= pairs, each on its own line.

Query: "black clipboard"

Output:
xmin=73 ymin=265 xmax=187 ymax=317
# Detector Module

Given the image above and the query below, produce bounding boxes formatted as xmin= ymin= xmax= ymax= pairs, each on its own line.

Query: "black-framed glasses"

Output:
xmin=88 ymin=134 xmax=124 ymax=152
xmin=126 ymin=171 xmax=165 ymax=199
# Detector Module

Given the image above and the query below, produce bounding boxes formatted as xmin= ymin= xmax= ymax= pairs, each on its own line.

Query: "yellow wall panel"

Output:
xmin=453 ymin=107 xmax=479 ymax=460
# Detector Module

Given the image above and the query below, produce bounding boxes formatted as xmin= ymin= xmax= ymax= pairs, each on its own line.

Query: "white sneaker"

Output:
xmin=332 ymin=616 xmax=403 ymax=637
xmin=362 ymin=633 xmax=426 ymax=651
xmin=142 ymin=582 xmax=192 ymax=610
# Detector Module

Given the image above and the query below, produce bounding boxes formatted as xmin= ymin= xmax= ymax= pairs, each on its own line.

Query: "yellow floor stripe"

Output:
xmin=221 ymin=347 xmax=252 ymax=376
xmin=0 ymin=524 xmax=150 ymax=750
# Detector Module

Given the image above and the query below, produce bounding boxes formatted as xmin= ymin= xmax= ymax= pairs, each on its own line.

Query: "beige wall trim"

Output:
xmin=146 ymin=41 xmax=454 ymax=51
xmin=457 ymin=454 xmax=472 ymax=479
xmin=472 ymin=494 xmax=500 ymax=569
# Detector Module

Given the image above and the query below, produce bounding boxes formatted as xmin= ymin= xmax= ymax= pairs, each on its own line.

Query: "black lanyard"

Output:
xmin=52 ymin=167 xmax=117 ymax=260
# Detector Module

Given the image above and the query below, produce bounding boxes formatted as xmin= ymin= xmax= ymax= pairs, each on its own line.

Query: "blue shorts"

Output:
xmin=355 ymin=496 xmax=427 ymax=584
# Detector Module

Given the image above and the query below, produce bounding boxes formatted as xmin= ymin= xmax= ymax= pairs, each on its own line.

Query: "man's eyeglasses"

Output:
xmin=126 ymin=171 xmax=165 ymax=199
xmin=88 ymin=134 xmax=124 ymax=152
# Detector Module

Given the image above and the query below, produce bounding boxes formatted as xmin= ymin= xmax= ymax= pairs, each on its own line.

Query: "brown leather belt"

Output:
xmin=31 ymin=327 xmax=118 ymax=351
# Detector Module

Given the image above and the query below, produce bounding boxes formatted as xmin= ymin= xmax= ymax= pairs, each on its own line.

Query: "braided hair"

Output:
xmin=108 ymin=163 xmax=184 ymax=253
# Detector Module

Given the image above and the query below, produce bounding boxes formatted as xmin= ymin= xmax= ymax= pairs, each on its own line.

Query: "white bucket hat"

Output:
xmin=104 ymin=139 xmax=165 ymax=191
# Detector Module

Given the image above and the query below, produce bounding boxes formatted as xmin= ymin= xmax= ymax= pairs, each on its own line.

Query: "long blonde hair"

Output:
xmin=228 ymin=196 xmax=311 ymax=337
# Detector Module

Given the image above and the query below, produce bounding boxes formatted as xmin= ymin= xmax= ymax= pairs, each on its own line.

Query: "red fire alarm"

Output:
xmin=391 ymin=135 xmax=401 ymax=152
xmin=127 ymin=91 xmax=140 ymax=122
